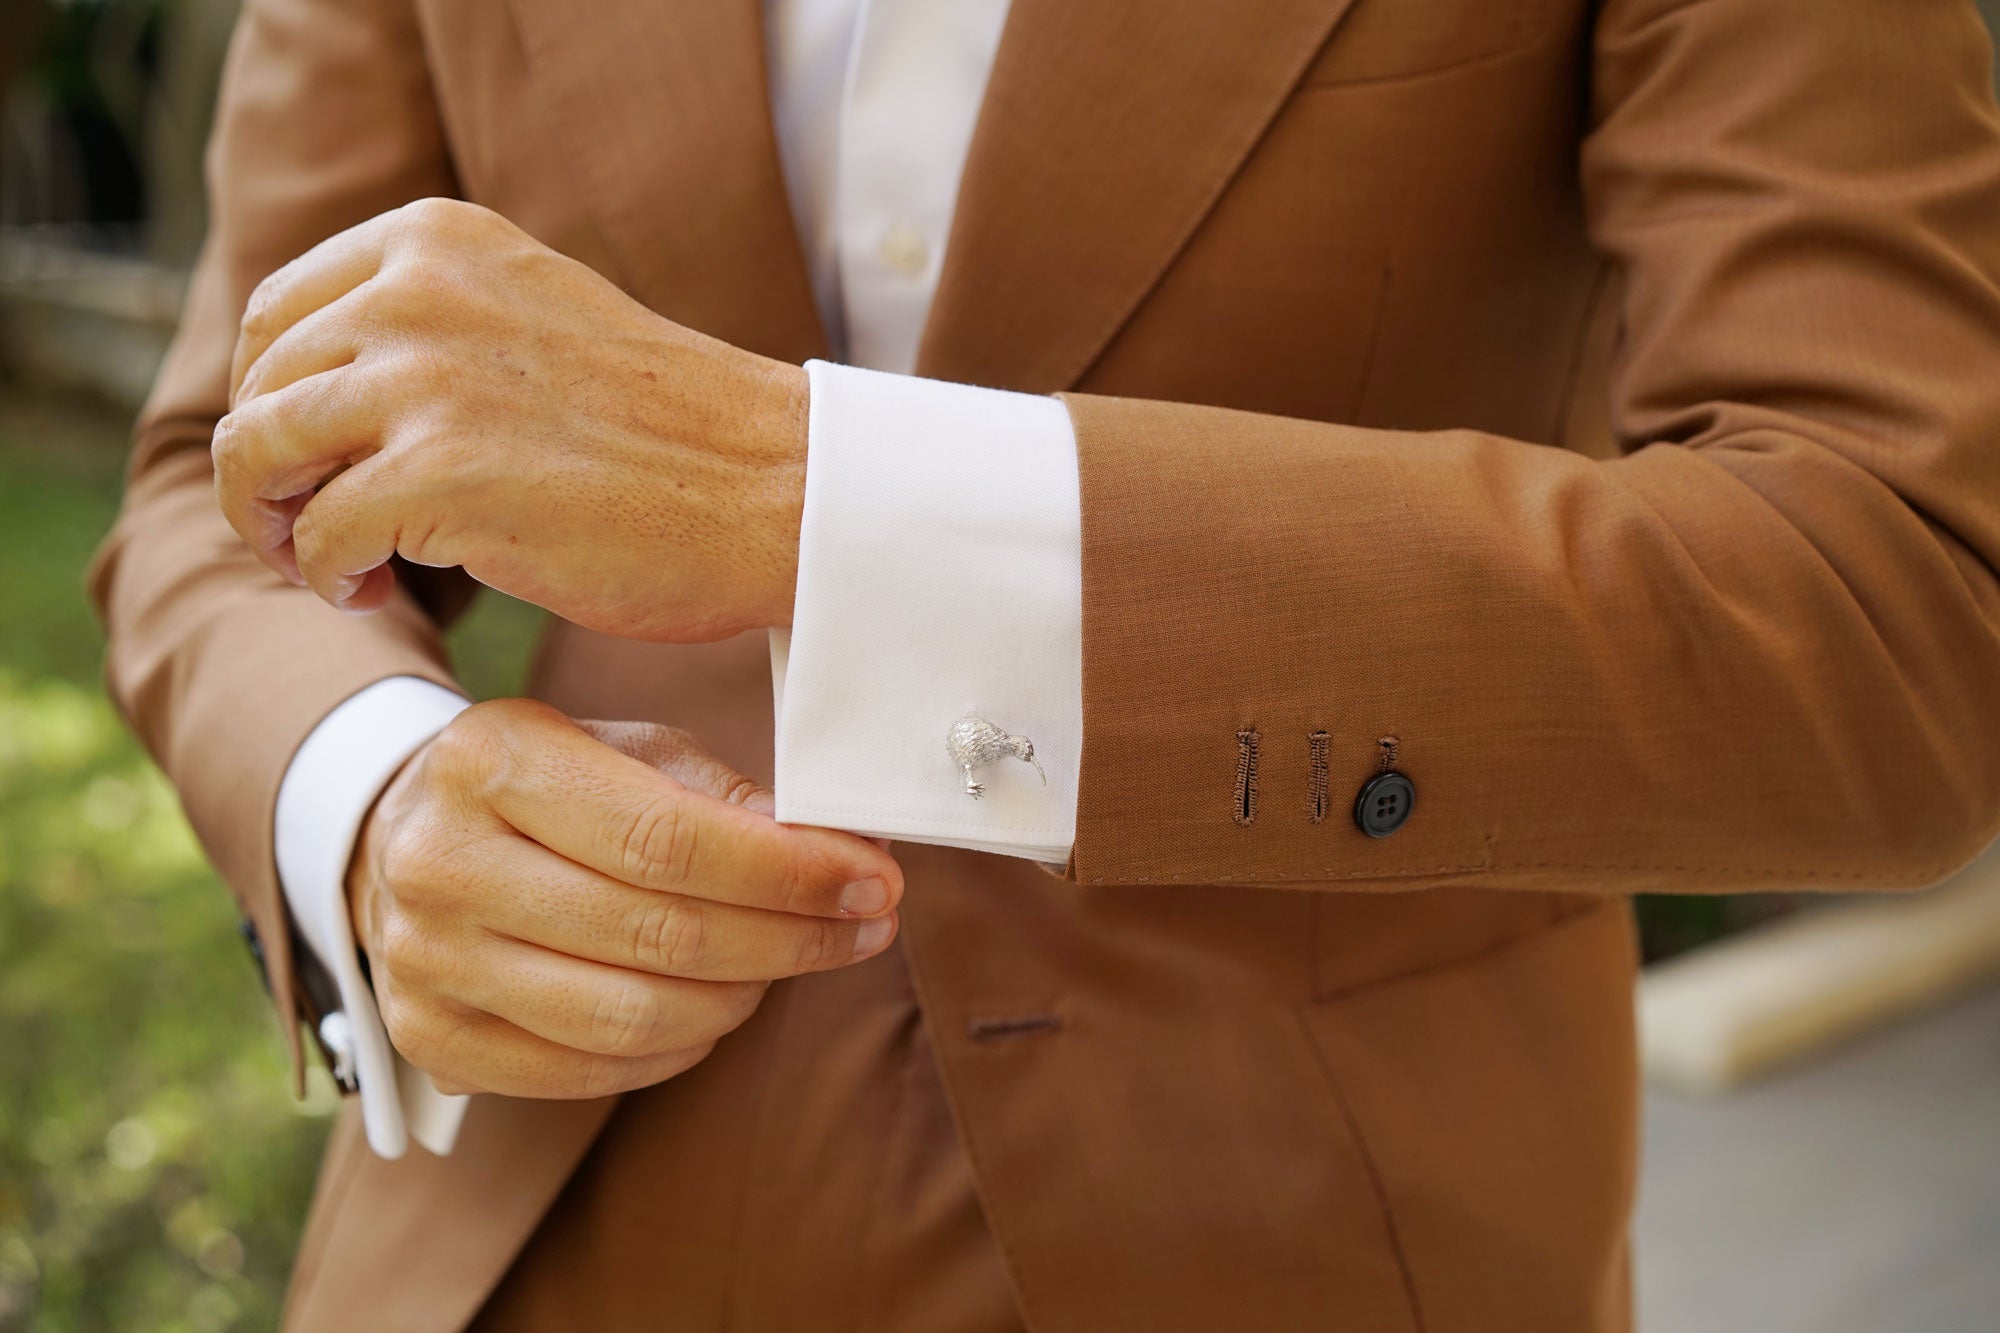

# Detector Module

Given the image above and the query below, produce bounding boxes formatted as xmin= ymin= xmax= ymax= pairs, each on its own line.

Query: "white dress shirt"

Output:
xmin=274 ymin=0 xmax=1083 ymax=1158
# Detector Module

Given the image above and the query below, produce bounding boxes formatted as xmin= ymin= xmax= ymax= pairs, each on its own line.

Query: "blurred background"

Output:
xmin=1 ymin=2 xmax=1997 ymax=1330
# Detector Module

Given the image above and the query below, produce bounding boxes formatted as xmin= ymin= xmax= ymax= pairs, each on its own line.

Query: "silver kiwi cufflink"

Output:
xmin=946 ymin=714 xmax=1045 ymax=799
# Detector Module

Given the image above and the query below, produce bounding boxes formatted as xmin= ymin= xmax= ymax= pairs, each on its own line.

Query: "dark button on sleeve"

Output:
xmin=1353 ymin=771 xmax=1415 ymax=837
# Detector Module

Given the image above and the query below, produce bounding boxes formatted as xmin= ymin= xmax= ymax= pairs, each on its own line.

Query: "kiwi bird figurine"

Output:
xmin=946 ymin=714 xmax=1045 ymax=799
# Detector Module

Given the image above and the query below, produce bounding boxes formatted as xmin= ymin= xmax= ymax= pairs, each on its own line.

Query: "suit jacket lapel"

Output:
xmin=505 ymin=0 xmax=829 ymax=363
xmin=916 ymin=0 xmax=1367 ymax=391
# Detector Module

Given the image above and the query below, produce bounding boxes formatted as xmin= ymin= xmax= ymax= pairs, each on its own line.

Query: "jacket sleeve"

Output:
xmin=88 ymin=0 xmax=471 ymax=1085
xmin=1066 ymin=0 xmax=2000 ymax=892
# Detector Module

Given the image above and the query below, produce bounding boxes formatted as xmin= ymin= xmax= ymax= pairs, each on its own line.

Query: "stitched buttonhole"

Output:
xmin=966 ymin=1013 xmax=1064 ymax=1042
xmin=1234 ymin=728 xmax=1260 ymax=826
xmin=1308 ymin=730 xmax=1331 ymax=824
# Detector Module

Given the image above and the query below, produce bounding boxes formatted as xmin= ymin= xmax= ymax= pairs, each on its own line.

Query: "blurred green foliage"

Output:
xmin=0 ymin=390 xmax=541 ymax=1332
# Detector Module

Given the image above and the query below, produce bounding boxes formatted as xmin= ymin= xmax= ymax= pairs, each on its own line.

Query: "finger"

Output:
xmin=231 ymin=212 xmax=401 ymax=402
xmin=576 ymin=719 xmax=771 ymax=811
xmin=290 ymin=450 xmax=427 ymax=611
xmin=473 ymin=712 xmax=904 ymax=917
xmin=475 ymin=833 xmax=899 ymax=980
xmin=236 ymin=491 xmax=312 ymax=586
xmin=440 ymin=932 xmax=763 ymax=1059
xmin=212 ymin=366 xmax=385 ymax=578
xmin=387 ymin=998 xmax=712 ymax=1100
xmin=233 ymin=279 xmax=372 ymax=407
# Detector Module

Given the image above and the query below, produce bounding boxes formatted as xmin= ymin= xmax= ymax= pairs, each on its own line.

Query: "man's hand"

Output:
xmin=347 ymin=698 xmax=901 ymax=1099
xmin=215 ymin=197 xmax=808 ymax=642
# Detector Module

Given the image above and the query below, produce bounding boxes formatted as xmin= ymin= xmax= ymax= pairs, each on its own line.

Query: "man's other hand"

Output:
xmin=215 ymin=197 xmax=808 ymax=642
xmin=345 ymin=698 xmax=902 ymax=1100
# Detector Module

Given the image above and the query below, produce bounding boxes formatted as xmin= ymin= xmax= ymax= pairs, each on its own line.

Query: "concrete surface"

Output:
xmin=1636 ymin=981 xmax=2000 ymax=1332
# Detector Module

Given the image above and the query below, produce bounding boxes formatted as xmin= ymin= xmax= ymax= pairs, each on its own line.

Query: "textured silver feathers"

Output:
xmin=946 ymin=714 xmax=1045 ymax=799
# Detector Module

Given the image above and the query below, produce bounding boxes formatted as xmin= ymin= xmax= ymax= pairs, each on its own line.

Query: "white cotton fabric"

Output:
xmin=773 ymin=361 xmax=1080 ymax=862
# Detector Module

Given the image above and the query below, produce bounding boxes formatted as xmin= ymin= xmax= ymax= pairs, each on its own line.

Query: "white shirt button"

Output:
xmin=878 ymin=220 xmax=931 ymax=278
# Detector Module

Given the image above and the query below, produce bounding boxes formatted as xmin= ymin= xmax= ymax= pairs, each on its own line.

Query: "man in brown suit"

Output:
xmin=91 ymin=0 xmax=2000 ymax=1328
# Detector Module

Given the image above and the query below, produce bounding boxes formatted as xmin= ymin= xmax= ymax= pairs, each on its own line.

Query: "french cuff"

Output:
xmin=771 ymin=360 xmax=1082 ymax=863
xmin=274 ymin=676 xmax=471 ymax=1159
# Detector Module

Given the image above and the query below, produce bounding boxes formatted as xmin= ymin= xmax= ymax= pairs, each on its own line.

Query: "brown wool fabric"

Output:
xmin=469 ymin=945 xmax=1022 ymax=1333
xmin=92 ymin=0 xmax=2000 ymax=1328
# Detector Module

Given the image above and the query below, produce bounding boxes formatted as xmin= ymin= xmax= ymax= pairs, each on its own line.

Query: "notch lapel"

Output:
xmin=505 ymin=0 xmax=828 ymax=363
xmin=915 ymin=0 xmax=1367 ymax=391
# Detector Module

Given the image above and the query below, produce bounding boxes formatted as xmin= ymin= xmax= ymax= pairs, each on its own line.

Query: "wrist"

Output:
xmin=748 ymin=357 xmax=809 ymax=630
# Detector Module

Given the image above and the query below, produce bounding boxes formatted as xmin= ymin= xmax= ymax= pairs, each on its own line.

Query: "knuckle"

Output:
xmin=433 ymin=706 xmax=515 ymax=791
xmin=209 ymin=415 xmax=242 ymax=469
xmin=378 ymin=989 xmax=441 ymax=1065
xmin=617 ymin=797 xmax=694 ymax=887
xmin=425 ymin=419 xmax=482 ymax=474
xmin=587 ymin=979 xmax=663 ymax=1057
xmin=240 ymin=274 xmax=282 ymax=340
xmin=210 ymin=414 xmax=260 ymax=493
xmin=629 ymin=896 xmax=706 ymax=975
xmin=717 ymin=774 xmax=763 ymax=809
xmin=374 ymin=271 xmax=448 ymax=330
xmin=359 ymin=272 xmax=415 ymax=326
xmin=376 ymin=825 xmax=433 ymax=893
xmin=379 ymin=818 xmax=468 ymax=907
xmin=438 ymin=703 xmax=497 ymax=751
xmin=373 ymin=910 xmax=434 ymax=983
xmin=395 ymin=512 xmax=447 ymax=571
xmin=238 ymin=344 xmax=282 ymax=402
xmin=398 ymin=341 xmax=451 ymax=388
xmin=375 ymin=988 xmax=413 ymax=1048
xmin=398 ymin=195 xmax=464 ymax=236
xmin=575 ymin=1054 xmax=634 ymax=1100
xmin=456 ymin=697 xmax=536 ymax=741
xmin=289 ymin=501 xmax=328 ymax=567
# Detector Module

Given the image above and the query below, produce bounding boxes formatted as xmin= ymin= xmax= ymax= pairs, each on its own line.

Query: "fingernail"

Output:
xmin=852 ymin=916 xmax=894 ymax=959
xmin=839 ymin=877 xmax=890 ymax=916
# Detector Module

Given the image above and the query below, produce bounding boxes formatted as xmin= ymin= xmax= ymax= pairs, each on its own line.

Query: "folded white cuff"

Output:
xmin=772 ymin=361 xmax=1082 ymax=862
xmin=273 ymin=676 xmax=471 ymax=1159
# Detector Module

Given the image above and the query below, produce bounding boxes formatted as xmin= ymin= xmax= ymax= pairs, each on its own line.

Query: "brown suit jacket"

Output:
xmin=91 ymin=0 xmax=2000 ymax=1328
